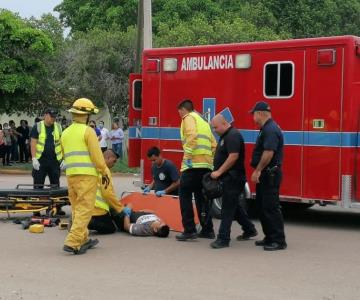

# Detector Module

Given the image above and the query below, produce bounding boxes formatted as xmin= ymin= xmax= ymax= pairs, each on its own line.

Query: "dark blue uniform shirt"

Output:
xmin=251 ymin=118 xmax=284 ymax=168
xmin=30 ymin=124 xmax=57 ymax=161
xmin=151 ymin=159 xmax=179 ymax=195
xmin=214 ymin=126 xmax=246 ymax=181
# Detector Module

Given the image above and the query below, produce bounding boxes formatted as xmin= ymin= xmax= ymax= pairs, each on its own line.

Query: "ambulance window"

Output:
xmin=264 ymin=62 xmax=294 ymax=98
xmin=133 ymin=80 xmax=142 ymax=110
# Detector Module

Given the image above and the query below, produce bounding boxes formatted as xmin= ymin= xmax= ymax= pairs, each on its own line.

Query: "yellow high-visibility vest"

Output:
xmin=180 ymin=112 xmax=213 ymax=170
xmin=61 ymin=123 xmax=98 ymax=176
xmin=35 ymin=121 xmax=63 ymax=161
xmin=95 ymin=185 xmax=110 ymax=212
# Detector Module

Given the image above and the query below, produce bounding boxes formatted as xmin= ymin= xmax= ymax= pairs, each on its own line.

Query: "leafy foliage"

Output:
xmin=0 ymin=10 xmax=54 ymax=114
xmin=59 ymin=27 xmax=136 ymax=117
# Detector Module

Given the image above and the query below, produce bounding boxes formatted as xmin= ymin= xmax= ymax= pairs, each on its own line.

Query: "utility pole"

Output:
xmin=134 ymin=0 xmax=152 ymax=73
xmin=143 ymin=0 xmax=152 ymax=49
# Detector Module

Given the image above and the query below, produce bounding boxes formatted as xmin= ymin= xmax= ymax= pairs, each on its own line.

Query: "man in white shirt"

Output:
xmin=99 ymin=121 xmax=110 ymax=152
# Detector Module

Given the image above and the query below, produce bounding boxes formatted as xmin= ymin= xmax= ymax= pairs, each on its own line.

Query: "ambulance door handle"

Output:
xmin=149 ymin=117 xmax=157 ymax=126
xmin=312 ymin=119 xmax=325 ymax=129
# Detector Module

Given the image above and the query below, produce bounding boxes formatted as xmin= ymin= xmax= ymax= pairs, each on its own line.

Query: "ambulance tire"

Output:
xmin=280 ymin=202 xmax=314 ymax=211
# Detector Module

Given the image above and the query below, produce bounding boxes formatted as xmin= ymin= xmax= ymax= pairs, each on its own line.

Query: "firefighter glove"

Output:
xmin=155 ymin=190 xmax=166 ymax=197
xmin=123 ymin=207 xmax=132 ymax=217
xmin=102 ymin=174 xmax=110 ymax=189
xmin=32 ymin=158 xmax=40 ymax=171
xmin=185 ymin=159 xmax=193 ymax=168
xmin=143 ymin=186 xmax=151 ymax=194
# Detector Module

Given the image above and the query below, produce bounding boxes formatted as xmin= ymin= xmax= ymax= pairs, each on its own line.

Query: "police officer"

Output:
xmin=176 ymin=99 xmax=217 ymax=241
xmin=250 ymin=101 xmax=287 ymax=251
xmin=210 ymin=114 xmax=257 ymax=249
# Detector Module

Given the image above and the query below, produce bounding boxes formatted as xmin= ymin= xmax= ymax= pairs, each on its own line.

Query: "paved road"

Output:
xmin=0 ymin=174 xmax=360 ymax=300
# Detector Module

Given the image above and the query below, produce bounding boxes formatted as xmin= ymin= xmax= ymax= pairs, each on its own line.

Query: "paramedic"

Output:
xmin=176 ymin=99 xmax=217 ymax=241
xmin=210 ymin=114 xmax=257 ymax=249
xmin=143 ymin=146 xmax=180 ymax=196
xmin=250 ymin=101 xmax=287 ymax=251
xmin=61 ymin=98 xmax=110 ymax=255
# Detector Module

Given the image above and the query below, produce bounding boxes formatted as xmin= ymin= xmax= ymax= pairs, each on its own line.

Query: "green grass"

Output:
xmin=1 ymin=158 xmax=139 ymax=174
xmin=112 ymin=157 xmax=139 ymax=174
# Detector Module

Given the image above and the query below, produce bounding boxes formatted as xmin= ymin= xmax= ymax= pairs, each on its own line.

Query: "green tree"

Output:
xmin=59 ymin=28 xmax=136 ymax=117
xmin=0 ymin=10 xmax=54 ymax=114
xmin=55 ymin=0 xmax=138 ymax=33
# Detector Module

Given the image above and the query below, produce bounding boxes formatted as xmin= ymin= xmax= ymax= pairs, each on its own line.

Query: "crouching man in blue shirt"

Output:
xmin=143 ymin=147 xmax=180 ymax=197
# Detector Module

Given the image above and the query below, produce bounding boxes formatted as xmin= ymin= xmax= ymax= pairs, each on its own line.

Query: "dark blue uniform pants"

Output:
xmin=32 ymin=157 xmax=60 ymax=188
xmin=218 ymin=175 xmax=256 ymax=243
xmin=179 ymin=168 xmax=214 ymax=234
xmin=256 ymin=170 xmax=286 ymax=244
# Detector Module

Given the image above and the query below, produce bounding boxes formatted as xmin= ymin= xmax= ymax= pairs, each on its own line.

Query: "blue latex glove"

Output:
xmin=155 ymin=190 xmax=166 ymax=197
xmin=143 ymin=186 xmax=151 ymax=194
xmin=123 ymin=207 xmax=132 ymax=217
xmin=185 ymin=159 xmax=193 ymax=168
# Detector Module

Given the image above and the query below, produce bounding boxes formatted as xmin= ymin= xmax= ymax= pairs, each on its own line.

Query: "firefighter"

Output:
xmin=30 ymin=108 xmax=65 ymax=215
xmin=61 ymin=98 xmax=110 ymax=255
xmin=209 ymin=114 xmax=257 ymax=249
xmin=249 ymin=101 xmax=287 ymax=251
xmin=88 ymin=149 xmax=125 ymax=234
xmin=176 ymin=99 xmax=217 ymax=241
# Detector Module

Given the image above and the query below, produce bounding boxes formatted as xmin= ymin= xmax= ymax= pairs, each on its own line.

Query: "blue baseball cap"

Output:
xmin=249 ymin=101 xmax=271 ymax=114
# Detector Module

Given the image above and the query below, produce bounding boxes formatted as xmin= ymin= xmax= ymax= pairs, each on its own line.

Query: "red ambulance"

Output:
xmin=128 ymin=35 xmax=360 ymax=213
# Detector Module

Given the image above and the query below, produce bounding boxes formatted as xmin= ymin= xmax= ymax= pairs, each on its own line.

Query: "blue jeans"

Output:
xmin=112 ymin=143 xmax=122 ymax=159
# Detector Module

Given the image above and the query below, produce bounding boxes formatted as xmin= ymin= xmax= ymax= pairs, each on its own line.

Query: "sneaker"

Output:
xmin=63 ymin=245 xmax=83 ymax=255
xmin=176 ymin=232 xmax=197 ymax=241
xmin=210 ymin=239 xmax=229 ymax=249
xmin=63 ymin=239 xmax=99 ymax=255
xmin=263 ymin=242 xmax=287 ymax=251
xmin=83 ymin=238 xmax=99 ymax=249
xmin=236 ymin=230 xmax=258 ymax=241
xmin=198 ymin=230 xmax=215 ymax=239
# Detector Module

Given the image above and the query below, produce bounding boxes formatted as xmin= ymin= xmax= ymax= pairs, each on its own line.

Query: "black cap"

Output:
xmin=44 ymin=108 xmax=58 ymax=118
xmin=249 ymin=101 xmax=271 ymax=114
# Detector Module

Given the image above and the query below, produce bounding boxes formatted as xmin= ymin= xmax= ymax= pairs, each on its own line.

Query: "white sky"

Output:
xmin=0 ymin=0 xmax=62 ymax=18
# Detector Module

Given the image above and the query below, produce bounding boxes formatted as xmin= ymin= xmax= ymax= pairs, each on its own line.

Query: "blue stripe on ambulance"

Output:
xmin=129 ymin=127 xmax=359 ymax=147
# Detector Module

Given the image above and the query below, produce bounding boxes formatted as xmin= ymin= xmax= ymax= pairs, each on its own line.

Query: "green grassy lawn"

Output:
xmin=1 ymin=158 xmax=139 ymax=174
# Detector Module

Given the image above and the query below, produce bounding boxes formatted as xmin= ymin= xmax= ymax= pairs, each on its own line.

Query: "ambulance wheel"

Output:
xmin=281 ymin=202 xmax=314 ymax=211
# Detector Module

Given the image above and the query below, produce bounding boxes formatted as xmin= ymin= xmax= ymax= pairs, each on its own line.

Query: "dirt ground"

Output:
xmin=0 ymin=174 xmax=360 ymax=300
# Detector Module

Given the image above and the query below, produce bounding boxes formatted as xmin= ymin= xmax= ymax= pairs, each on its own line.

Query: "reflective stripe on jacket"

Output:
xmin=61 ymin=123 xmax=98 ymax=176
xmin=95 ymin=183 xmax=110 ymax=212
xmin=180 ymin=112 xmax=214 ymax=171
xmin=35 ymin=121 xmax=63 ymax=161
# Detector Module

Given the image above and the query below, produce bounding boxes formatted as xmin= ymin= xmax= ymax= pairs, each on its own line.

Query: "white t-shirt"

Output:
xmin=129 ymin=214 xmax=161 ymax=236
xmin=110 ymin=128 xmax=124 ymax=145
xmin=99 ymin=127 xmax=110 ymax=148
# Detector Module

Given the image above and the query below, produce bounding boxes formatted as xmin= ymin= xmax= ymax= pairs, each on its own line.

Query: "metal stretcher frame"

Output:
xmin=0 ymin=184 xmax=70 ymax=217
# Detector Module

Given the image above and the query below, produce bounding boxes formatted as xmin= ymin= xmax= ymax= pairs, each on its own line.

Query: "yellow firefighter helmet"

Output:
xmin=68 ymin=98 xmax=99 ymax=114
